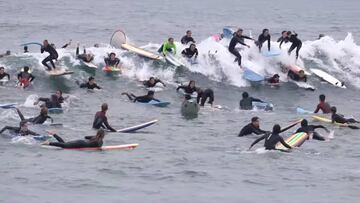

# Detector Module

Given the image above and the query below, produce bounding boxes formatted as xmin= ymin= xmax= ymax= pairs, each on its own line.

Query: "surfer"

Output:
xmin=296 ymin=119 xmax=329 ymax=141
xmin=331 ymin=106 xmax=359 ymax=124
xmin=143 ymin=77 xmax=166 ymax=88
xmin=34 ymin=94 xmax=62 ymax=109
xmin=181 ymin=43 xmax=198 ymax=59
xmin=78 ymin=76 xmax=102 ymax=90
xmin=238 ymin=117 xmax=268 ymax=137
xmin=239 ymin=92 xmax=263 ymax=110
xmin=196 ymin=88 xmax=214 ymax=107
xmin=279 ymin=31 xmax=302 ymax=60
xmin=267 ymin=74 xmax=280 ymax=84
xmin=0 ymin=50 xmax=10 ymax=58
xmin=92 ymin=103 xmax=116 ymax=132
xmin=228 ymin=28 xmax=254 ymax=68
xmin=55 ymin=90 xmax=68 ymax=104
xmin=0 ymin=121 xmax=39 ymax=136
xmin=104 ymin=53 xmax=120 ymax=67
xmin=249 ymin=124 xmax=292 ymax=150
xmin=121 ymin=91 xmax=160 ymax=103
xmin=256 ymin=29 xmax=271 ymax=52
xmin=176 ymin=80 xmax=197 ymax=94
xmin=76 ymin=43 xmax=94 ymax=63
xmin=314 ymin=94 xmax=331 ymax=114
xmin=277 ymin=31 xmax=288 ymax=42
xmin=288 ymin=69 xmax=307 ymax=82
xmin=0 ymin=67 xmax=10 ymax=81
xmin=24 ymin=46 xmax=29 ymax=53
xmin=158 ymin=38 xmax=177 ymax=56
xmin=42 ymin=129 xmax=105 ymax=149
xmin=15 ymin=107 xmax=53 ymax=124
xmin=41 ymin=40 xmax=59 ymax=71
xmin=17 ymin=66 xmax=35 ymax=88
xmin=181 ymin=30 xmax=196 ymax=45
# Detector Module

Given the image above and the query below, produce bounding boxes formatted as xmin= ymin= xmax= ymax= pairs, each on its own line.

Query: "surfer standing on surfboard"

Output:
xmin=0 ymin=67 xmax=10 ymax=81
xmin=228 ymin=28 xmax=254 ymax=68
xmin=41 ymin=40 xmax=59 ymax=71
xmin=279 ymin=31 xmax=302 ymax=60
xmin=256 ymin=29 xmax=271 ymax=52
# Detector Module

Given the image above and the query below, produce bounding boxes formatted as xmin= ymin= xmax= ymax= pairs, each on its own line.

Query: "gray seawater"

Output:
xmin=1 ymin=0 xmax=360 ymax=202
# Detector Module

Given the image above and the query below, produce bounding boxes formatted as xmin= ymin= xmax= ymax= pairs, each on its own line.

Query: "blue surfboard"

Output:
xmin=147 ymin=100 xmax=170 ymax=107
xmin=243 ymin=69 xmax=264 ymax=82
xmin=223 ymin=27 xmax=235 ymax=39
xmin=48 ymin=108 xmax=63 ymax=114
xmin=262 ymin=50 xmax=281 ymax=57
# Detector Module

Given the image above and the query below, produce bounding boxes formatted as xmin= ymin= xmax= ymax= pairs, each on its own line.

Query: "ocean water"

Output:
xmin=1 ymin=0 xmax=360 ymax=202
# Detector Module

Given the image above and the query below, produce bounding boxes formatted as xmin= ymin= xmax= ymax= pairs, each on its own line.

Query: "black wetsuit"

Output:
xmin=280 ymin=34 xmax=302 ymax=59
xmin=257 ymin=33 xmax=271 ymax=52
xmin=134 ymin=96 xmax=160 ymax=103
xmin=197 ymin=88 xmax=214 ymax=106
xmin=267 ymin=77 xmax=279 ymax=84
xmin=41 ymin=45 xmax=58 ymax=70
xmin=17 ymin=72 xmax=35 ymax=82
xmin=0 ymin=73 xmax=10 ymax=80
xmin=0 ymin=126 xmax=38 ymax=136
xmin=80 ymin=82 xmax=101 ymax=90
xmin=228 ymin=35 xmax=252 ymax=66
xmin=177 ymin=85 xmax=197 ymax=94
xmin=143 ymin=79 xmax=163 ymax=88
xmin=238 ymin=123 xmax=267 ymax=137
xmin=181 ymin=48 xmax=198 ymax=58
xmin=15 ymin=108 xmax=52 ymax=124
xmin=38 ymin=97 xmax=62 ymax=109
xmin=251 ymin=133 xmax=292 ymax=150
xmin=296 ymin=125 xmax=326 ymax=141
xmin=277 ymin=36 xmax=288 ymax=43
xmin=288 ymin=70 xmax=307 ymax=82
xmin=92 ymin=111 xmax=116 ymax=132
xmin=104 ymin=58 xmax=120 ymax=67
xmin=49 ymin=134 xmax=102 ymax=149
xmin=332 ymin=114 xmax=358 ymax=124
xmin=240 ymin=97 xmax=262 ymax=110
xmin=76 ymin=47 xmax=93 ymax=62
xmin=181 ymin=35 xmax=195 ymax=44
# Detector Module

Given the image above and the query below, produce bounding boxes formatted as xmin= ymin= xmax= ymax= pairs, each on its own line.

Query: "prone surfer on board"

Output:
xmin=104 ymin=52 xmax=120 ymax=67
xmin=93 ymin=103 xmax=116 ymax=132
xmin=0 ymin=67 xmax=10 ymax=81
xmin=78 ymin=76 xmax=102 ymax=90
xmin=158 ymin=38 xmax=176 ymax=56
xmin=181 ymin=30 xmax=196 ymax=45
xmin=267 ymin=74 xmax=280 ymax=84
xmin=314 ymin=94 xmax=331 ymax=114
xmin=41 ymin=40 xmax=59 ymax=71
xmin=256 ymin=29 xmax=271 ymax=52
xmin=143 ymin=77 xmax=166 ymax=88
xmin=181 ymin=43 xmax=198 ymax=60
xmin=228 ymin=28 xmax=254 ymax=68
xmin=331 ymin=106 xmax=359 ymax=124
xmin=238 ymin=117 xmax=269 ymax=137
xmin=42 ymin=129 xmax=105 ymax=149
xmin=279 ymin=31 xmax=302 ymax=60
xmin=34 ymin=94 xmax=62 ymax=109
xmin=76 ymin=43 xmax=94 ymax=63
xmin=0 ymin=120 xmax=39 ymax=136
xmin=121 ymin=91 xmax=160 ymax=103
xmin=15 ymin=107 xmax=53 ymax=124
xmin=196 ymin=88 xmax=214 ymax=107
xmin=239 ymin=92 xmax=263 ymax=110
xmin=249 ymin=124 xmax=293 ymax=151
xmin=288 ymin=69 xmax=307 ymax=82
xmin=17 ymin=66 xmax=35 ymax=88
xmin=296 ymin=119 xmax=329 ymax=141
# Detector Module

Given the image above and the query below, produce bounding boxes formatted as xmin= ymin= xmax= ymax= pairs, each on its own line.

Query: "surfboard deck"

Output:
xmin=252 ymin=101 xmax=273 ymax=111
xmin=48 ymin=108 xmax=63 ymax=114
xmin=276 ymin=132 xmax=308 ymax=150
xmin=310 ymin=68 xmax=346 ymax=88
xmin=81 ymin=61 xmax=98 ymax=69
xmin=43 ymin=143 xmax=139 ymax=151
xmin=312 ymin=115 xmax=351 ymax=127
xmin=117 ymin=119 xmax=158 ymax=133
xmin=122 ymin=43 xmax=163 ymax=60
xmin=296 ymin=107 xmax=313 ymax=114
xmin=147 ymin=100 xmax=170 ymax=107
xmin=243 ymin=68 xmax=264 ymax=82
xmin=165 ymin=54 xmax=186 ymax=67
xmin=291 ymin=81 xmax=316 ymax=91
xmin=47 ymin=69 xmax=74 ymax=76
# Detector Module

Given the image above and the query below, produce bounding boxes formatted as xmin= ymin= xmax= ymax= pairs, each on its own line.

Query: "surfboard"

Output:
xmin=243 ymin=68 xmax=264 ymax=83
xmin=291 ymin=81 xmax=316 ymax=91
xmin=147 ymin=100 xmax=170 ymax=107
xmin=44 ymin=143 xmax=139 ymax=151
xmin=288 ymin=64 xmax=311 ymax=76
xmin=102 ymin=66 xmax=121 ymax=73
xmin=223 ymin=27 xmax=235 ymax=38
xmin=20 ymin=42 xmax=42 ymax=47
xmin=0 ymin=103 xmax=17 ymax=108
xmin=310 ymin=68 xmax=346 ymax=88
xmin=146 ymin=87 xmax=164 ymax=92
xmin=296 ymin=107 xmax=313 ymax=114
xmin=178 ymin=88 xmax=198 ymax=98
xmin=81 ymin=61 xmax=98 ymax=69
xmin=48 ymin=108 xmax=63 ymax=114
xmin=262 ymin=50 xmax=281 ymax=57
xmin=122 ymin=43 xmax=163 ymax=60
xmin=116 ymin=119 xmax=158 ymax=133
xmin=11 ymin=134 xmax=52 ymax=142
xmin=252 ymin=101 xmax=273 ymax=111
xmin=165 ymin=54 xmax=186 ymax=67
xmin=275 ymin=132 xmax=308 ymax=150
xmin=0 ymin=78 xmax=9 ymax=85
xmin=181 ymin=100 xmax=200 ymax=115
xmin=110 ymin=30 xmax=127 ymax=48
xmin=312 ymin=115 xmax=350 ymax=127
xmin=47 ymin=68 xmax=74 ymax=76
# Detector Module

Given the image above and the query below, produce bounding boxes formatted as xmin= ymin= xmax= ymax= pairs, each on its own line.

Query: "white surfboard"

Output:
xmin=122 ymin=43 xmax=163 ymax=60
xmin=116 ymin=119 xmax=158 ymax=133
xmin=81 ymin=61 xmax=98 ymax=69
xmin=291 ymin=81 xmax=316 ymax=91
xmin=47 ymin=68 xmax=74 ymax=76
xmin=165 ymin=54 xmax=186 ymax=67
xmin=310 ymin=68 xmax=346 ymax=88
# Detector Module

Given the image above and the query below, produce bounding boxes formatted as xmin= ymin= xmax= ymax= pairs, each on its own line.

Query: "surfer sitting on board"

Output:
xmin=76 ymin=43 xmax=94 ymax=63
xmin=41 ymin=40 xmax=59 ymax=71
xmin=267 ymin=74 xmax=280 ymax=84
xmin=121 ymin=91 xmax=160 ymax=103
xmin=0 ymin=121 xmax=39 ymax=136
xmin=228 ymin=28 xmax=254 ymax=68
xmin=17 ymin=66 xmax=35 ymax=88
xmin=296 ymin=119 xmax=329 ymax=141
xmin=331 ymin=106 xmax=359 ymax=124
xmin=181 ymin=43 xmax=198 ymax=59
xmin=181 ymin=30 xmax=196 ymax=45
xmin=42 ymin=129 xmax=105 ymax=149
xmin=0 ymin=67 xmax=10 ymax=81
xmin=34 ymin=94 xmax=62 ymax=109
xmin=78 ymin=76 xmax=101 ymax=90
xmin=249 ymin=124 xmax=292 ymax=151
xmin=93 ymin=103 xmax=116 ymax=132
xmin=239 ymin=92 xmax=263 ymax=110
xmin=256 ymin=28 xmax=271 ymax=52
xmin=238 ymin=117 xmax=269 ymax=137
xmin=143 ymin=77 xmax=166 ymax=88
xmin=15 ymin=107 xmax=53 ymax=124
xmin=104 ymin=52 xmax=120 ymax=67
xmin=314 ymin=94 xmax=331 ymax=114
xmin=277 ymin=31 xmax=288 ymax=43
xmin=279 ymin=31 xmax=302 ymax=60
xmin=176 ymin=80 xmax=197 ymax=95
xmin=158 ymin=38 xmax=176 ymax=56
xmin=288 ymin=69 xmax=307 ymax=82
xmin=196 ymin=88 xmax=214 ymax=107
